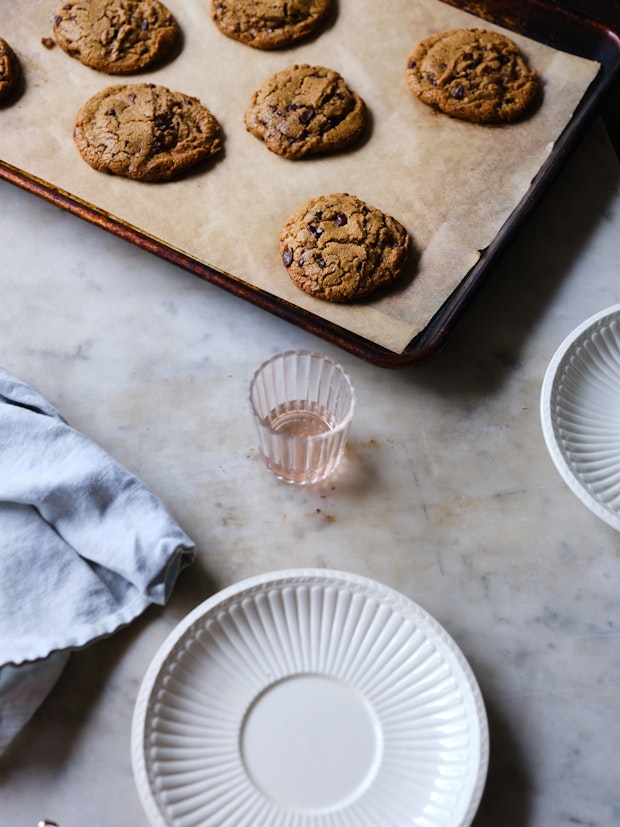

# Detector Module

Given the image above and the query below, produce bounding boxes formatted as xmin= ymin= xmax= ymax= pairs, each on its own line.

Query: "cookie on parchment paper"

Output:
xmin=0 ymin=38 xmax=20 ymax=100
xmin=211 ymin=0 xmax=331 ymax=50
xmin=405 ymin=28 xmax=540 ymax=124
xmin=53 ymin=0 xmax=179 ymax=74
xmin=245 ymin=64 xmax=366 ymax=159
xmin=280 ymin=193 xmax=410 ymax=303
xmin=73 ymin=83 xmax=222 ymax=182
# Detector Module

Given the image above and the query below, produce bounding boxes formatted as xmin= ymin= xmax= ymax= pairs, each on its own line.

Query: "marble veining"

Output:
xmin=0 ymin=119 xmax=620 ymax=826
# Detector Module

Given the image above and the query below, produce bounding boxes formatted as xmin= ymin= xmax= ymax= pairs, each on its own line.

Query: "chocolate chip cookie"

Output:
xmin=211 ymin=0 xmax=331 ymax=50
xmin=53 ymin=0 xmax=179 ymax=74
xmin=245 ymin=64 xmax=366 ymax=159
xmin=0 ymin=38 xmax=20 ymax=100
xmin=280 ymin=193 xmax=410 ymax=302
xmin=73 ymin=83 xmax=223 ymax=182
xmin=405 ymin=28 xmax=540 ymax=124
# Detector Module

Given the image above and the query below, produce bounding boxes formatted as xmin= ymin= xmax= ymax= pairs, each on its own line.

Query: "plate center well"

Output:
xmin=241 ymin=674 xmax=382 ymax=811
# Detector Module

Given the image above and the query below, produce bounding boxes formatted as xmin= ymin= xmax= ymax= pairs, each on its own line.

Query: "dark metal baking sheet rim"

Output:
xmin=1 ymin=0 xmax=619 ymax=369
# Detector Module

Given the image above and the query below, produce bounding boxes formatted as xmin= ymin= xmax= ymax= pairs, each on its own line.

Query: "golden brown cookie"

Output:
xmin=53 ymin=0 xmax=179 ymax=74
xmin=211 ymin=0 xmax=331 ymax=50
xmin=405 ymin=28 xmax=540 ymax=124
xmin=73 ymin=83 xmax=223 ymax=182
xmin=280 ymin=193 xmax=410 ymax=302
xmin=0 ymin=38 xmax=20 ymax=100
xmin=245 ymin=64 xmax=366 ymax=159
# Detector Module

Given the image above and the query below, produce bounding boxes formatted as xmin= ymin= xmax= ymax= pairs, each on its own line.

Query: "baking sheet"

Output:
xmin=0 ymin=0 xmax=601 ymax=355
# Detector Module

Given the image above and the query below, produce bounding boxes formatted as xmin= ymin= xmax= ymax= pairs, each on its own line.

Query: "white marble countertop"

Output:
xmin=1 ymin=116 xmax=619 ymax=826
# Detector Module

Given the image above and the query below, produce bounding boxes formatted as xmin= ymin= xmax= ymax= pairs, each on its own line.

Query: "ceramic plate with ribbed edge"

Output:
xmin=541 ymin=304 xmax=620 ymax=532
xmin=131 ymin=568 xmax=488 ymax=827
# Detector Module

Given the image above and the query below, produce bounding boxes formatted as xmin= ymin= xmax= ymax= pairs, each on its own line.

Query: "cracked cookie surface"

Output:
xmin=73 ymin=83 xmax=222 ymax=182
xmin=280 ymin=193 xmax=410 ymax=302
xmin=53 ymin=0 xmax=179 ymax=74
xmin=245 ymin=64 xmax=366 ymax=159
xmin=0 ymin=38 xmax=20 ymax=100
xmin=405 ymin=28 xmax=540 ymax=124
xmin=211 ymin=0 xmax=331 ymax=50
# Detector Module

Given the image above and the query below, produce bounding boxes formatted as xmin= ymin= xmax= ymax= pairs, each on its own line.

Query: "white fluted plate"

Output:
xmin=541 ymin=304 xmax=620 ymax=532
xmin=132 ymin=569 xmax=488 ymax=827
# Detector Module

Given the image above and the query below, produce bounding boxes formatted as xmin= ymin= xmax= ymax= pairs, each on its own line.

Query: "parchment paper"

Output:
xmin=0 ymin=0 xmax=600 ymax=353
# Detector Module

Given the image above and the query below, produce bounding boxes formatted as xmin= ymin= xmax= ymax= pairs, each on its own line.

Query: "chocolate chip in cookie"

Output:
xmin=53 ymin=0 xmax=179 ymax=74
xmin=0 ymin=38 xmax=21 ymax=100
xmin=73 ymin=83 xmax=223 ymax=182
xmin=405 ymin=28 xmax=540 ymax=124
xmin=211 ymin=0 xmax=331 ymax=50
xmin=280 ymin=193 xmax=410 ymax=302
xmin=245 ymin=64 xmax=366 ymax=159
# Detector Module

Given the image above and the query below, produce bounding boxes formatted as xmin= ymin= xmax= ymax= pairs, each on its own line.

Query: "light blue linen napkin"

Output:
xmin=0 ymin=368 xmax=195 ymax=754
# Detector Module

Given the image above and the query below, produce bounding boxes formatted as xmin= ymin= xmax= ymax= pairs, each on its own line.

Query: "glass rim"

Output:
xmin=249 ymin=349 xmax=356 ymax=438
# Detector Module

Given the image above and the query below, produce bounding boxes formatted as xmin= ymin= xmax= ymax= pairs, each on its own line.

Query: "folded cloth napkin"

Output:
xmin=0 ymin=367 xmax=195 ymax=755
